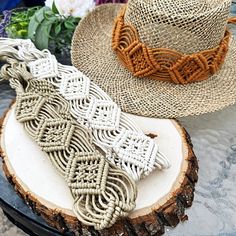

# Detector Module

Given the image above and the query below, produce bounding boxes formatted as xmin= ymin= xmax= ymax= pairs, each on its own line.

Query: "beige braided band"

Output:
xmin=1 ymin=61 xmax=137 ymax=230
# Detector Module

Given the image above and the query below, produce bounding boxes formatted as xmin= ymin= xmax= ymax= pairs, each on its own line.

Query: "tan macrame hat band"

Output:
xmin=112 ymin=7 xmax=234 ymax=84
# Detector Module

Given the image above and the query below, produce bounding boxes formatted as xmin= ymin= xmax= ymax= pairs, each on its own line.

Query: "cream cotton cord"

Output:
xmin=0 ymin=38 xmax=170 ymax=181
xmin=0 ymin=60 xmax=137 ymax=230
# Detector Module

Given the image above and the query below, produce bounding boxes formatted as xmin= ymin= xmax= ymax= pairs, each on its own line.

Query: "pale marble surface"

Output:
xmin=0 ymin=209 xmax=27 ymax=236
xmin=168 ymin=105 xmax=236 ymax=236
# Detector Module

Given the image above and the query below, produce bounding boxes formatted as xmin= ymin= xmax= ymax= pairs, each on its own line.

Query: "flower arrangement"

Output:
xmin=45 ymin=0 xmax=95 ymax=18
xmin=0 ymin=0 xmax=127 ymax=53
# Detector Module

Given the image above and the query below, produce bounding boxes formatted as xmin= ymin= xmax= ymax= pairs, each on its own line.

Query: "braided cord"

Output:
xmin=1 ymin=62 xmax=137 ymax=230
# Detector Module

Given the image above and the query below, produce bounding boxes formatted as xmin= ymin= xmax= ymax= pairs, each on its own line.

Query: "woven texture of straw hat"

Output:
xmin=71 ymin=1 xmax=236 ymax=118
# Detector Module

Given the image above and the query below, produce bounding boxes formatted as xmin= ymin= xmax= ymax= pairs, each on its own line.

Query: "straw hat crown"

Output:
xmin=124 ymin=0 xmax=231 ymax=54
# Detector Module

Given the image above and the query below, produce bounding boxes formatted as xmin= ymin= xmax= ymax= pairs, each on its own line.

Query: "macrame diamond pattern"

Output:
xmin=37 ymin=119 xmax=75 ymax=152
xmin=86 ymin=99 xmax=121 ymax=130
xmin=59 ymin=73 xmax=90 ymax=100
xmin=169 ymin=54 xmax=209 ymax=84
xmin=126 ymin=42 xmax=159 ymax=77
xmin=16 ymin=93 xmax=46 ymax=122
xmin=65 ymin=153 xmax=108 ymax=195
xmin=28 ymin=56 xmax=59 ymax=80
xmin=113 ymin=131 xmax=157 ymax=171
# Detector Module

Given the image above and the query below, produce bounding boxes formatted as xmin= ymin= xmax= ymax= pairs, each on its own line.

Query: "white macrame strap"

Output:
xmin=0 ymin=38 xmax=170 ymax=181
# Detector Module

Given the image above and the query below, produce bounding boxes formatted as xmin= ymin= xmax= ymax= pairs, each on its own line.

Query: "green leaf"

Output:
xmin=34 ymin=17 xmax=57 ymax=50
xmin=26 ymin=7 xmax=40 ymax=18
xmin=52 ymin=1 xmax=59 ymax=14
xmin=19 ymin=21 xmax=28 ymax=27
xmin=55 ymin=23 xmax=61 ymax=35
xmin=28 ymin=7 xmax=51 ymax=40
xmin=17 ymin=29 xmax=28 ymax=38
xmin=64 ymin=21 xmax=75 ymax=30
xmin=43 ymin=10 xmax=55 ymax=20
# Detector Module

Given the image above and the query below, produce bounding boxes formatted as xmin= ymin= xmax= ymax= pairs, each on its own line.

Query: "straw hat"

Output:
xmin=71 ymin=0 xmax=236 ymax=118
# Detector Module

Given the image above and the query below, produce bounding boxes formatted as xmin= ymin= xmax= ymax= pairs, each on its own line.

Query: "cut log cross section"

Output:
xmin=0 ymin=103 xmax=198 ymax=236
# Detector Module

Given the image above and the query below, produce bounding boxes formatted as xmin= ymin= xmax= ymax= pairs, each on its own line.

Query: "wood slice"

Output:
xmin=0 ymin=103 xmax=198 ymax=236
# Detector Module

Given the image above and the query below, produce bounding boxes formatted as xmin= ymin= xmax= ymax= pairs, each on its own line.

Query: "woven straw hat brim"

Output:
xmin=72 ymin=4 xmax=236 ymax=118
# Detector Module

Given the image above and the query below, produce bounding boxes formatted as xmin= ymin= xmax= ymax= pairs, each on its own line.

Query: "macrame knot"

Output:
xmin=0 ymin=60 xmax=32 ymax=82
xmin=112 ymin=7 xmax=231 ymax=85
xmin=169 ymin=54 xmax=209 ymax=84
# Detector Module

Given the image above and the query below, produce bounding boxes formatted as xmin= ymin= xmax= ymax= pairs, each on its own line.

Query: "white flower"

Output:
xmin=45 ymin=0 xmax=54 ymax=8
xmin=44 ymin=0 xmax=95 ymax=18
